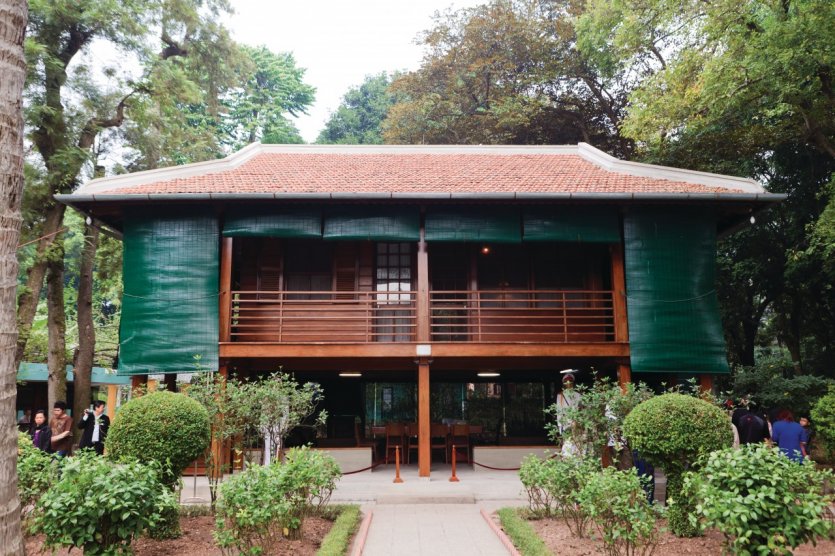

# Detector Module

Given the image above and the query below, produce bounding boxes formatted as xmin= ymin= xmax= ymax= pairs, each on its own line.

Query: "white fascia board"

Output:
xmin=577 ymin=143 xmax=764 ymax=193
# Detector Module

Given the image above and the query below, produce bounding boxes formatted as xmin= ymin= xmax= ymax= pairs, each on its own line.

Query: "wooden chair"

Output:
xmin=384 ymin=423 xmax=406 ymax=464
xmin=406 ymin=422 xmax=419 ymax=464
xmin=449 ymin=424 xmax=471 ymax=464
xmin=354 ymin=422 xmax=377 ymax=462
xmin=430 ymin=423 xmax=449 ymax=463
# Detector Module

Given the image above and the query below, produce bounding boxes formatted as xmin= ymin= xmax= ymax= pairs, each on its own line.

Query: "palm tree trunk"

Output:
xmin=0 ymin=0 xmax=29 ymax=552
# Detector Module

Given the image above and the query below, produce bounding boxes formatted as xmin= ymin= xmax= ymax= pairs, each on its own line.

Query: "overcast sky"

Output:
xmin=225 ymin=0 xmax=485 ymax=143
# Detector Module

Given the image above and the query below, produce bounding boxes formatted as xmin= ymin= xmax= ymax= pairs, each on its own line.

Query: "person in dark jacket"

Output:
xmin=29 ymin=409 xmax=51 ymax=453
xmin=78 ymin=400 xmax=110 ymax=455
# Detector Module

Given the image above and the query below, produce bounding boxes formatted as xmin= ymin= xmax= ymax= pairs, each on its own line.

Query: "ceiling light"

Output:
xmin=339 ymin=372 xmax=362 ymax=377
xmin=481 ymin=245 xmax=491 ymax=255
xmin=478 ymin=372 xmax=500 ymax=377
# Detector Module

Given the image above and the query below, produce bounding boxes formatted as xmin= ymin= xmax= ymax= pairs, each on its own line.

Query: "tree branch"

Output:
xmin=160 ymin=31 xmax=189 ymax=59
xmin=77 ymin=91 xmax=138 ymax=151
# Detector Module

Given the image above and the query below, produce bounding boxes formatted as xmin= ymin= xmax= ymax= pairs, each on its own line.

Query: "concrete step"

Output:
xmin=376 ymin=493 xmax=476 ymax=504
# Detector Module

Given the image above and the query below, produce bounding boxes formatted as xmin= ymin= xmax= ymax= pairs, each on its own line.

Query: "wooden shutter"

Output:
xmin=257 ymin=238 xmax=282 ymax=299
xmin=333 ymin=242 xmax=358 ymax=299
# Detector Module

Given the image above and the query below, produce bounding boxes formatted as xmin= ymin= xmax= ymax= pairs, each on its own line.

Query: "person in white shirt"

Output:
xmin=78 ymin=400 xmax=110 ymax=455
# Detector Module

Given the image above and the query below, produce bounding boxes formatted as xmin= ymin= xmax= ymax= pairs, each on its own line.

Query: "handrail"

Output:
xmin=229 ymin=289 xmax=616 ymax=344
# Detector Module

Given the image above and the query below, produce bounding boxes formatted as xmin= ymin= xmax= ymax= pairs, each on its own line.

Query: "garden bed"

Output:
xmin=496 ymin=509 xmax=835 ymax=556
xmin=25 ymin=506 xmax=361 ymax=556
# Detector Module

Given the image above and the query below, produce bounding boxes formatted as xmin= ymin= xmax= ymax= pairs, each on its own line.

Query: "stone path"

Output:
xmin=361 ymin=504 xmax=510 ymax=556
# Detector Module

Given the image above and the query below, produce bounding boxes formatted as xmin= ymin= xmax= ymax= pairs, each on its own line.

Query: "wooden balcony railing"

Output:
xmin=430 ymin=290 xmax=615 ymax=343
xmin=230 ymin=290 xmax=417 ymax=343
xmin=229 ymin=289 xmax=616 ymax=344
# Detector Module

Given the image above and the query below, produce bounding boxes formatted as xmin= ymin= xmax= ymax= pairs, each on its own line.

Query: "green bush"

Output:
xmin=731 ymin=354 xmax=833 ymax=417
xmin=106 ymin=391 xmax=211 ymax=485
xmin=215 ymin=446 xmax=342 ymax=554
xmin=686 ymin=444 xmax=834 ymax=555
xmin=578 ymin=467 xmax=661 ymax=556
xmin=810 ymin=386 xmax=835 ymax=461
xmin=623 ymin=393 xmax=732 ymax=537
xmin=519 ymin=454 xmax=598 ymax=536
xmin=30 ymin=451 xmax=176 ymax=556
xmin=17 ymin=432 xmax=61 ymax=521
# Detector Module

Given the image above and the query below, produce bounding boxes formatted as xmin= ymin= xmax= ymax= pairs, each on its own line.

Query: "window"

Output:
xmin=284 ymin=241 xmax=332 ymax=299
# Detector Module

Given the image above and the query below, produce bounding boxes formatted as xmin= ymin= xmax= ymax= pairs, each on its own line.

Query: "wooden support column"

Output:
xmin=418 ymin=358 xmax=431 ymax=477
xmin=617 ymin=364 xmax=632 ymax=393
xmin=699 ymin=374 xmax=714 ymax=396
xmin=106 ymin=385 xmax=118 ymax=420
xmin=130 ymin=375 xmax=147 ymax=392
xmin=219 ymin=237 xmax=233 ymax=343
xmin=416 ymin=212 xmax=430 ymax=343
xmin=210 ymin=364 xmax=229 ymax=479
xmin=610 ymin=243 xmax=629 ymax=343
xmin=164 ymin=373 xmax=177 ymax=392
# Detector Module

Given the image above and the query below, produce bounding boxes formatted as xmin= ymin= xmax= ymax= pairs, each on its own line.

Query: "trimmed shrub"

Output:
xmin=17 ymin=432 xmax=61 ymax=521
xmin=106 ymin=390 xmax=210 ymax=539
xmin=519 ymin=454 xmax=598 ymax=536
xmin=623 ymin=393 xmax=732 ymax=537
xmin=106 ymin=390 xmax=211 ymax=485
xmin=30 ymin=451 xmax=176 ymax=555
xmin=686 ymin=444 xmax=834 ymax=555
xmin=810 ymin=386 xmax=835 ymax=461
xmin=578 ymin=467 xmax=661 ymax=556
xmin=215 ymin=446 xmax=341 ymax=554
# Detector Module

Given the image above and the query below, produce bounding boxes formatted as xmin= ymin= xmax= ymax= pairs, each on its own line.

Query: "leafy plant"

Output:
xmin=731 ymin=356 xmax=833 ymax=417
xmin=214 ymin=446 xmax=342 ymax=554
xmin=16 ymin=432 xmax=62 ymax=521
xmin=106 ymin=390 xmax=211 ymax=485
xmin=623 ymin=393 xmax=732 ymax=537
xmin=235 ymin=372 xmax=327 ymax=462
xmin=106 ymin=390 xmax=211 ymax=538
xmin=545 ymin=375 xmax=654 ymax=459
xmin=810 ymin=386 xmax=835 ymax=461
xmin=686 ymin=444 xmax=834 ymax=555
xmin=519 ymin=454 xmax=598 ymax=537
xmin=30 ymin=451 xmax=176 ymax=556
xmin=578 ymin=467 xmax=661 ymax=556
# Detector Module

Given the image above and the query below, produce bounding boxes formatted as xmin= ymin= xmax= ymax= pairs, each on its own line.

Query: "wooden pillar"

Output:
xmin=416 ymin=212 xmax=430 ymax=343
xmin=210 ymin=364 xmax=229 ymax=479
xmin=418 ymin=358 xmax=431 ymax=477
xmin=164 ymin=373 xmax=177 ymax=392
xmin=130 ymin=375 xmax=147 ymax=393
xmin=219 ymin=237 xmax=233 ymax=343
xmin=106 ymin=385 xmax=118 ymax=420
xmin=610 ymin=243 xmax=629 ymax=343
xmin=617 ymin=363 xmax=631 ymax=393
xmin=699 ymin=374 xmax=714 ymax=396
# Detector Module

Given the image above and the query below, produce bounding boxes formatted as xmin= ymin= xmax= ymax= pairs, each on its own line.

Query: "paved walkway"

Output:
xmin=362 ymin=504 xmax=509 ymax=556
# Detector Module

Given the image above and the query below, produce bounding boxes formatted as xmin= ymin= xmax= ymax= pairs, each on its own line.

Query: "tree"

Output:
xmin=0 ymin=0 xmax=28 ymax=552
xmin=383 ymin=0 xmax=634 ymax=155
xmin=222 ymin=45 xmax=315 ymax=147
xmin=237 ymin=372 xmax=326 ymax=462
xmin=317 ymin=72 xmax=397 ymax=144
xmin=19 ymin=0 xmax=244 ymax=415
xmin=577 ymin=0 xmax=835 ymax=376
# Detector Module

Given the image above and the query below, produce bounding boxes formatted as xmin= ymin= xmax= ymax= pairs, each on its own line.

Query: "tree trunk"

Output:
xmin=73 ymin=223 xmax=99 ymax=434
xmin=0 ymin=0 xmax=29 ymax=551
xmin=47 ymin=245 xmax=68 ymax=411
xmin=15 ymin=202 xmax=66 ymax=368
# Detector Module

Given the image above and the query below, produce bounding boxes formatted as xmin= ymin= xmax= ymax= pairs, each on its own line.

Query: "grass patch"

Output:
xmin=317 ymin=505 xmax=362 ymax=556
xmin=497 ymin=507 xmax=552 ymax=556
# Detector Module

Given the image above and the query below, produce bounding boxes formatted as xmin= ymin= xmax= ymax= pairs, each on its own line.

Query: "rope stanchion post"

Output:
xmin=449 ymin=444 xmax=459 ymax=482
xmin=393 ymin=445 xmax=404 ymax=483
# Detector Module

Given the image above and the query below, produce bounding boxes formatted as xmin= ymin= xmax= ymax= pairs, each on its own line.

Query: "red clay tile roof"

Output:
xmin=71 ymin=144 xmax=766 ymax=198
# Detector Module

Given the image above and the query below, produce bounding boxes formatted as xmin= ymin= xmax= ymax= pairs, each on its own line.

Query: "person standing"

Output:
xmin=78 ymin=400 xmax=110 ymax=455
xmin=556 ymin=372 xmax=582 ymax=458
xmin=29 ymin=410 xmax=51 ymax=453
xmin=771 ymin=410 xmax=807 ymax=463
xmin=49 ymin=401 xmax=73 ymax=457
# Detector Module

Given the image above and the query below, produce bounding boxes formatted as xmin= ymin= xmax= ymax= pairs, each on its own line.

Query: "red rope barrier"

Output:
xmin=341 ymin=460 xmax=385 ymax=475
